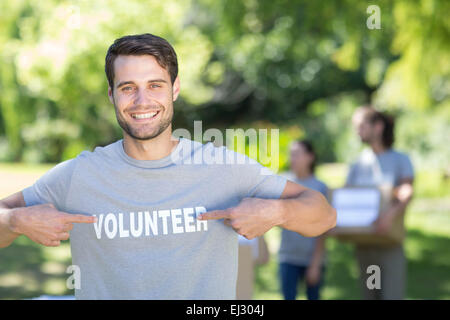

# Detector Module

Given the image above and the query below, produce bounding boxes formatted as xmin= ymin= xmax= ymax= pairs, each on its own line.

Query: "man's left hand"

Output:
xmin=198 ymin=198 xmax=283 ymax=239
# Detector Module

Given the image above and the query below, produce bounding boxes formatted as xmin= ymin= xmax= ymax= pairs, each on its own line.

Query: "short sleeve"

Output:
xmin=398 ymin=154 xmax=414 ymax=181
xmin=319 ymin=182 xmax=329 ymax=198
xmin=228 ymin=150 xmax=287 ymax=200
xmin=345 ymin=163 xmax=357 ymax=186
xmin=21 ymin=158 xmax=78 ymax=210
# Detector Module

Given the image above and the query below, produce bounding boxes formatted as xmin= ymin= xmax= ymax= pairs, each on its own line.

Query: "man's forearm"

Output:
xmin=384 ymin=197 xmax=412 ymax=221
xmin=192 ymin=183 xmax=336 ymax=240
xmin=0 ymin=207 xmax=21 ymax=248
xmin=387 ymin=181 xmax=414 ymax=218
xmin=276 ymin=189 xmax=336 ymax=237
xmin=385 ymin=183 xmax=414 ymax=220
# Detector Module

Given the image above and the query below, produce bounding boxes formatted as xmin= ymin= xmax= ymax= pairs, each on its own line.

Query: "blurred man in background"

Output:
xmin=278 ymin=140 xmax=328 ymax=300
xmin=346 ymin=106 xmax=415 ymax=300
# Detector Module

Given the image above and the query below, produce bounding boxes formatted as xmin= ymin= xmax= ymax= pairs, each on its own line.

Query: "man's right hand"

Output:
xmin=9 ymin=203 xmax=97 ymax=247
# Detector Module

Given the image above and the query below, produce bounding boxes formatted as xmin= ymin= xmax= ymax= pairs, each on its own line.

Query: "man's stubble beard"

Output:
xmin=113 ymin=99 xmax=174 ymax=141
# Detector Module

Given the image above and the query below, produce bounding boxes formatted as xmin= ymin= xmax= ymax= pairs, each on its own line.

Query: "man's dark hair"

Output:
xmin=368 ymin=111 xmax=395 ymax=148
xmin=105 ymin=33 xmax=178 ymax=90
xmin=296 ymin=139 xmax=317 ymax=173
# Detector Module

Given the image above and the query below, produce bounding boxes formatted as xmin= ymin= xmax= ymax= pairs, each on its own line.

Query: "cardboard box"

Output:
xmin=236 ymin=244 xmax=254 ymax=300
xmin=236 ymin=236 xmax=269 ymax=300
xmin=327 ymin=185 xmax=405 ymax=246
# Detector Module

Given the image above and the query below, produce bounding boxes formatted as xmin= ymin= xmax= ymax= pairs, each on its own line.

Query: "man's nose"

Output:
xmin=134 ymin=88 xmax=152 ymax=106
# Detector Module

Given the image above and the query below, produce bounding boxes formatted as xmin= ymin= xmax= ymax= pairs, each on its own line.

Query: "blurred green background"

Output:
xmin=0 ymin=0 xmax=449 ymax=299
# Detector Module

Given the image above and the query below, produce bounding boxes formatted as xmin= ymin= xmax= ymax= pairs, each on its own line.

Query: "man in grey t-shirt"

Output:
xmin=346 ymin=106 xmax=414 ymax=300
xmin=0 ymin=33 xmax=336 ymax=299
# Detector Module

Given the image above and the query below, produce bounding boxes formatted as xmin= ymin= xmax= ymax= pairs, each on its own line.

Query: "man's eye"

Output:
xmin=122 ymin=87 xmax=133 ymax=92
xmin=150 ymin=84 xmax=161 ymax=89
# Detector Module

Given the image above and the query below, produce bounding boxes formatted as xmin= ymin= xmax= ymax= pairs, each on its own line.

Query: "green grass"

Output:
xmin=0 ymin=162 xmax=449 ymax=299
xmin=0 ymin=237 xmax=73 ymax=299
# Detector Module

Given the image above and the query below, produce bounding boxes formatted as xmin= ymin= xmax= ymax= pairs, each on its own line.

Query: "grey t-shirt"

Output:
xmin=346 ymin=148 xmax=414 ymax=187
xmin=278 ymin=175 xmax=328 ymax=266
xmin=345 ymin=148 xmax=414 ymax=245
xmin=21 ymin=138 xmax=287 ymax=299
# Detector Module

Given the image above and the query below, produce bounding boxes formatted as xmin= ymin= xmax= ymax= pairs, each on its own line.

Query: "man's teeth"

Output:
xmin=132 ymin=112 xmax=158 ymax=119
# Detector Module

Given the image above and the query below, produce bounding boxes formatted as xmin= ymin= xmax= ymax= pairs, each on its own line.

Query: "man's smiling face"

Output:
xmin=108 ymin=55 xmax=180 ymax=140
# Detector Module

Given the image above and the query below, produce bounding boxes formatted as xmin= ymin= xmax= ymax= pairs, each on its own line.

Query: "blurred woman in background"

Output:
xmin=278 ymin=140 xmax=329 ymax=300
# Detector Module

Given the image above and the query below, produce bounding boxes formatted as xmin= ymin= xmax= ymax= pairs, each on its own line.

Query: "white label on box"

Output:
xmin=332 ymin=188 xmax=381 ymax=227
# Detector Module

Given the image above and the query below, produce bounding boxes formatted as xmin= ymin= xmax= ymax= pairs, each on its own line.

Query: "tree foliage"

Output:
xmin=0 ymin=0 xmax=448 ymax=171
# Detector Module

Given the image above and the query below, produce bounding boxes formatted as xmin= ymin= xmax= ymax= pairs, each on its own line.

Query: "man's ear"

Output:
xmin=172 ymin=76 xmax=180 ymax=102
xmin=108 ymin=87 xmax=114 ymax=104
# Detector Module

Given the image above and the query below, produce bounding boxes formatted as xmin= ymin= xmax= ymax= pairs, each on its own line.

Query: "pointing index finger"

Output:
xmin=198 ymin=209 xmax=232 ymax=221
xmin=62 ymin=213 xmax=97 ymax=224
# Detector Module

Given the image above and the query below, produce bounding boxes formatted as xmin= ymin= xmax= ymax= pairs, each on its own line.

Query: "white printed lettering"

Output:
xmin=118 ymin=213 xmax=130 ymax=238
xmin=195 ymin=206 xmax=208 ymax=231
xmin=130 ymin=212 xmax=143 ymax=237
xmin=183 ymin=208 xmax=196 ymax=232
xmin=93 ymin=206 xmax=209 ymax=240
xmin=104 ymin=213 xmax=118 ymax=239
xmin=144 ymin=211 xmax=158 ymax=236
xmin=171 ymin=209 xmax=184 ymax=234
xmin=159 ymin=210 xmax=171 ymax=235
